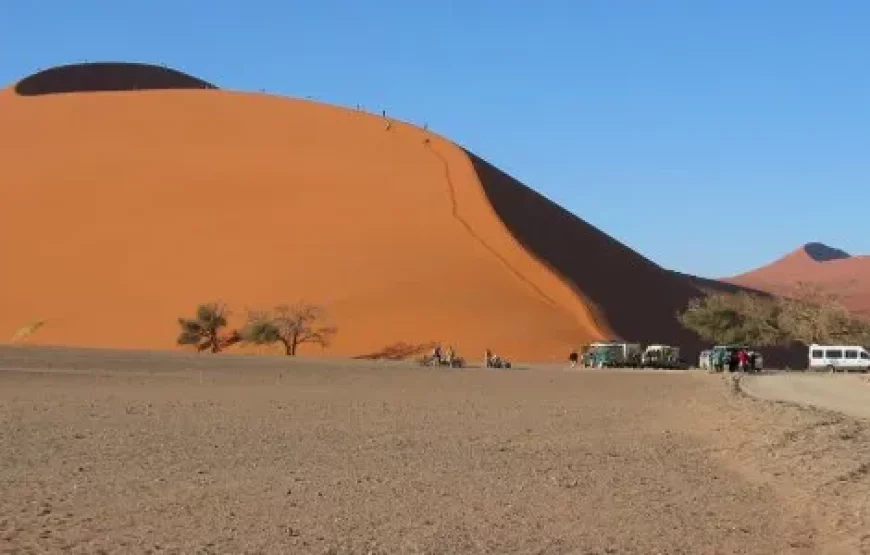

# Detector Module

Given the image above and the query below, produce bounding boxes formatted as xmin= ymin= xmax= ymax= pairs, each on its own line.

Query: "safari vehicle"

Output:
xmin=808 ymin=344 xmax=870 ymax=373
xmin=640 ymin=345 xmax=687 ymax=369
xmin=581 ymin=341 xmax=642 ymax=368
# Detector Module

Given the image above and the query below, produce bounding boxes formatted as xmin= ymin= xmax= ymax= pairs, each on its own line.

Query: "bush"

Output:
xmin=177 ymin=302 xmax=230 ymax=353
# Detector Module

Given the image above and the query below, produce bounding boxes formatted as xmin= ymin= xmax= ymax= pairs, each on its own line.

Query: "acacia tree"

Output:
xmin=678 ymin=284 xmax=870 ymax=347
xmin=243 ymin=302 xmax=337 ymax=356
xmin=677 ymin=291 xmax=783 ymax=346
xmin=177 ymin=302 xmax=231 ymax=353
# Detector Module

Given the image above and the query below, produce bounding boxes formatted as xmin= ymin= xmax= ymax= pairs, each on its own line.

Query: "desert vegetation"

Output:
xmin=176 ymin=302 xmax=234 ymax=353
xmin=679 ymin=282 xmax=870 ymax=346
xmin=176 ymin=301 xmax=336 ymax=355
xmin=242 ymin=303 xmax=337 ymax=356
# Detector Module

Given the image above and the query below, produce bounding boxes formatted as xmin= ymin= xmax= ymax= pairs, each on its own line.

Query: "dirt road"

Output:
xmin=741 ymin=372 xmax=870 ymax=420
xmin=1 ymin=347 xmax=870 ymax=554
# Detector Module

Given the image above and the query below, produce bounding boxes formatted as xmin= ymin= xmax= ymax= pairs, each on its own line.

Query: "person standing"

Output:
xmin=737 ymin=349 xmax=748 ymax=372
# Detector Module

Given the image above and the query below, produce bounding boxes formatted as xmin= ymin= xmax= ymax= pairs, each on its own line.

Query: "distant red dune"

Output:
xmin=725 ymin=243 xmax=870 ymax=316
xmin=0 ymin=62 xmax=778 ymax=362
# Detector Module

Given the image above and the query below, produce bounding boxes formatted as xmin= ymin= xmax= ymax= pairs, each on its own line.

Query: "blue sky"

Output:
xmin=2 ymin=1 xmax=867 ymax=277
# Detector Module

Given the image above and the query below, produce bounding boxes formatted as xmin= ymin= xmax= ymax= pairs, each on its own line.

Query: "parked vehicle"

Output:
xmin=751 ymin=350 xmax=764 ymax=371
xmin=581 ymin=341 xmax=642 ymax=368
xmin=640 ymin=345 xmax=687 ymax=369
xmin=808 ymin=344 xmax=870 ymax=372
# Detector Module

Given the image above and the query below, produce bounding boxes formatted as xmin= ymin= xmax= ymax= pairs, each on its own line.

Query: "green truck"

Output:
xmin=581 ymin=341 xmax=643 ymax=368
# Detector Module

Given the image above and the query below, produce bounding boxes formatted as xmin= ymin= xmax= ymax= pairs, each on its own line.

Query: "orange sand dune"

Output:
xmin=0 ymin=63 xmax=738 ymax=361
xmin=726 ymin=243 xmax=870 ymax=316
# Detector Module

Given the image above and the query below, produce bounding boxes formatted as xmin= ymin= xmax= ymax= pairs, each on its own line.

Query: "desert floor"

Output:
xmin=1 ymin=347 xmax=869 ymax=554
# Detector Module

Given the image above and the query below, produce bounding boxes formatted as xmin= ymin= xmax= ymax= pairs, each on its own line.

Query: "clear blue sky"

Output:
xmin=2 ymin=1 xmax=867 ymax=277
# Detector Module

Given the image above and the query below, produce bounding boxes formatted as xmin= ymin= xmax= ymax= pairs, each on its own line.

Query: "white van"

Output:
xmin=808 ymin=344 xmax=870 ymax=372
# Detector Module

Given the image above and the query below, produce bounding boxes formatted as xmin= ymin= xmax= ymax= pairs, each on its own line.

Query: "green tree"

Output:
xmin=678 ymin=284 xmax=870 ymax=347
xmin=177 ymin=302 xmax=230 ymax=353
xmin=242 ymin=302 xmax=337 ymax=356
xmin=678 ymin=291 xmax=783 ymax=346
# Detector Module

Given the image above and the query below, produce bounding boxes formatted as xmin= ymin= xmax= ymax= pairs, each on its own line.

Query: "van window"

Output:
xmin=826 ymin=350 xmax=843 ymax=359
xmin=811 ymin=350 xmax=823 ymax=358
xmin=862 ymin=352 xmax=870 ymax=360
xmin=845 ymin=350 xmax=858 ymax=359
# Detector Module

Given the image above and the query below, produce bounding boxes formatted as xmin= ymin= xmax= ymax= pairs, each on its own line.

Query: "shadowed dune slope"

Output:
xmin=0 ymin=68 xmax=760 ymax=361
xmin=14 ymin=62 xmax=217 ymax=96
xmin=465 ymin=154 xmax=795 ymax=360
xmin=726 ymin=244 xmax=870 ymax=316
xmin=468 ymin=154 xmax=704 ymax=346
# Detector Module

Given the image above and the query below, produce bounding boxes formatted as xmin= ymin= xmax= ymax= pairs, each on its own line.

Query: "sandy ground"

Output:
xmin=2 ymin=347 xmax=870 ymax=554
xmin=741 ymin=372 xmax=870 ymax=420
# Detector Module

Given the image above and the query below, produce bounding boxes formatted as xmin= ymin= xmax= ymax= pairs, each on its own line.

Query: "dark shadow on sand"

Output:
xmin=14 ymin=62 xmax=218 ymax=96
xmin=353 ymin=341 xmax=437 ymax=361
xmin=803 ymin=242 xmax=851 ymax=262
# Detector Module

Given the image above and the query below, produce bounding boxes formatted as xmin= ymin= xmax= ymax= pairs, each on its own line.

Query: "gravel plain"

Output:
xmin=1 ymin=347 xmax=869 ymax=554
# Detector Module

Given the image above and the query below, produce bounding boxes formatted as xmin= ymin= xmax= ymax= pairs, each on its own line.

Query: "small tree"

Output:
xmin=177 ymin=302 xmax=230 ymax=353
xmin=677 ymin=291 xmax=783 ymax=346
xmin=243 ymin=302 xmax=337 ymax=356
xmin=678 ymin=284 xmax=870 ymax=347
